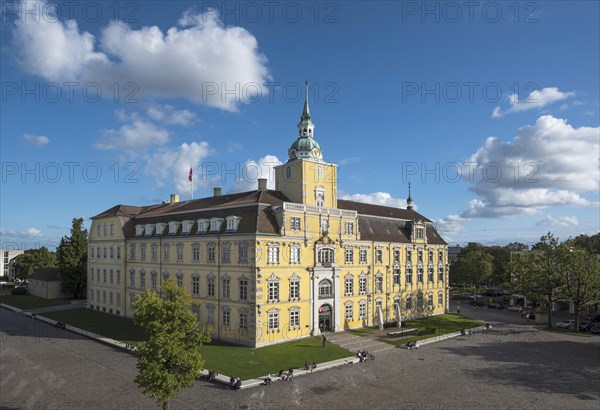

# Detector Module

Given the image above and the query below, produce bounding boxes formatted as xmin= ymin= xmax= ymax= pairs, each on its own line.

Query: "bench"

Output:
xmin=387 ymin=328 xmax=418 ymax=338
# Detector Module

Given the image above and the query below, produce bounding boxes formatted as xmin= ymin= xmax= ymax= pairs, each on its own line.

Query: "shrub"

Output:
xmin=11 ymin=287 xmax=27 ymax=295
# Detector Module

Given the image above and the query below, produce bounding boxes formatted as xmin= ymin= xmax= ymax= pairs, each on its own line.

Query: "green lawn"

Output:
xmin=43 ymin=308 xmax=147 ymax=342
xmin=42 ymin=308 xmax=352 ymax=379
xmin=0 ymin=295 xmax=72 ymax=310
xmin=378 ymin=313 xmax=483 ymax=346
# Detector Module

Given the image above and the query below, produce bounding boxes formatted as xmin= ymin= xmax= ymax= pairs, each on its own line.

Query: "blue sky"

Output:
xmin=1 ymin=0 xmax=599 ymax=250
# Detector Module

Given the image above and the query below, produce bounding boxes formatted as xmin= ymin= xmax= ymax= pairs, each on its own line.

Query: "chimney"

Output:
xmin=213 ymin=187 xmax=222 ymax=197
xmin=258 ymin=178 xmax=267 ymax=191
xmin=170 ymin=194 xmax=179 ymax=203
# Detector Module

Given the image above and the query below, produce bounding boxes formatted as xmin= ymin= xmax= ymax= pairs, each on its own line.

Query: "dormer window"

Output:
xmin=155 ymin=223 xmax=166 ymax=235
xmin=144 ymin=224 xmax=154 ymax=236
xmin=226 ymin=216 xmax=240 ymax=232
xmin=135 ymin=225 xmax=144 ymax=236
xmin=182 ymin=220 xmax=194 ymax=234
xmin=197 ymin=219 xmax=208 ymax=233
xmin=168 ymin=221 xmax=179 ymax=235
xmin=210 ymin=218 xmax=223 ymax=232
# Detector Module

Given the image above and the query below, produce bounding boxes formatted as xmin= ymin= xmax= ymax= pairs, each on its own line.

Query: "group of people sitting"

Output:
xmin=356 ymin=350 xmax=371 ymax=362
xmin=226 ymin=377 xmax=242 ymax=390
xmin=405 ymin=340 xmax=418 ymax=350
xmin=304 ymin=361 xmax=317 ymax=372
xmin=206 ymin=370 xmax=218 ymax=382
xmin=54 ymin=321 xmax=66 ymax=329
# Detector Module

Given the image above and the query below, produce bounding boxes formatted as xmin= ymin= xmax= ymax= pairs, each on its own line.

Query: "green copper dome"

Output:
xmin=290 ymin=136 xmax=321 ymax=152
xmin=288 ymin=81 xmax=324 ymax=162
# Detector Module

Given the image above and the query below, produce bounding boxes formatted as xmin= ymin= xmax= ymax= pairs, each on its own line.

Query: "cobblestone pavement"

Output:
xmin=1 ymin=307 xmax=599 ymax=410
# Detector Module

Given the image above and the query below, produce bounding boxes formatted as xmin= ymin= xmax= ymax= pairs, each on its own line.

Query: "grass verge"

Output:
xmin=0 ymin=295 xmax=72 ymax=310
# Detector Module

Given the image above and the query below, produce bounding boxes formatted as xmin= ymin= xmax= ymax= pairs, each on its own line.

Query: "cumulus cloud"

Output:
xmin=0 ymin=226 xmax=43 ymax=239
xmin=492 ymin=87 xmax=575 ymax=118
xmin=147 ymin=105 xmax=197 ymax=126
xmin=145 ymin=142 xmax=212 ymax=193
xmin=95 ymin=119 xmax=170 ymax=151
xmin=229 ymin=155 xmax=282 ymax=193
xmin=460 ymin=115 xmax=599 ymax=218
xmin=536 ymin=215 xmax=579 ymax=227
xmin=23 ymin=134 xmax=49 ymax=147
xmin=12 ymin=1 xmax=270 ymax=111
xmin=434 ymin=215 xmax=467 ymax=235
xmin=340 ymin=192 xmax=408 ymax=209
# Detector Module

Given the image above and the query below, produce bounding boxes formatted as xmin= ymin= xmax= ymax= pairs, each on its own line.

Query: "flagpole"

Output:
xmin=191 ymin=167 xmax=194 ymax=200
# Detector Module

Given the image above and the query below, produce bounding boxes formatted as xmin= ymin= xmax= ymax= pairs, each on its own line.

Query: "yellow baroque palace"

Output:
xmin=87 ymin=88 xmax=448 ymax=347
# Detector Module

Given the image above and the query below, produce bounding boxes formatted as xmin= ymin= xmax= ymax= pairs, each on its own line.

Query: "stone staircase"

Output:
xmin=325 ymin=331 xmax=395 ymax=355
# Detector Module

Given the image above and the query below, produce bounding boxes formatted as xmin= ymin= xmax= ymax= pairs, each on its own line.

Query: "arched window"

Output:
xmin=286 ymin=166 xmax=291 ymax=179
xmin=318 ymin=248 xmax=334 ymax=265
xmin=318 ymin=279 xmax=333 ymax=298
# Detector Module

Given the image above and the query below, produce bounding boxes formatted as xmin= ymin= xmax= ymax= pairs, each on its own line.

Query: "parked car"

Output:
xmin=589 ymin=324 xmax=600 ymax=334
xmin=486 ymin=303 xmax=504 ymax=310
xmin=556 ymin=320 xmax=576 ymax=329
xmin=469 ymin=300 xmax=485 ymax=307
xmin=508 ymin=306 xmax=523 ymax=312
xmin=578 ymin=321 xmax=593 ymax=332
xmin=521 ymin=311 xmax=535 ymax=319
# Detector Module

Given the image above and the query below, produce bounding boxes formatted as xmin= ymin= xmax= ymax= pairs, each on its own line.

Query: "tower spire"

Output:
xmin=407 ymin=181 xmax=414 ymax=210
xmin=300 ymin=80 xmax=312 ymax=123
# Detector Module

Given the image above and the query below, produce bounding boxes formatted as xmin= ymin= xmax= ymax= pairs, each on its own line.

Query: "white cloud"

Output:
xmin=434 ymin=215 xmax=467 ymax=235
xmin=340 ymin=192 xmax=408 ymax=209
xmin=536 ymin=215 xmax=579 ymax=227
xmin=337 ymin=157 xmax=361 ymax=165
xmin=12 ymin=1 xmax=270 ymax=111
xmin=229 ymin=155 xmax=282 ymax=193
xmin=23 ymin=134 xmax=49 ymax=147
xmin=492 ymin=87 xmax=575 ymax=118
xmin=460 ymin=115 xmax=599 ymax=218
xmin=145 ymin=142 xmax=212 ymax=193
xmin=147 ymin=105 xmax=197 ymax=126
xmin=227 ymin=142 xmax=244 ymax=153
xmin=0 ymin=226 xmax=43 ymax=239
xmin=95 ymin=119 xmax=170 ymax=151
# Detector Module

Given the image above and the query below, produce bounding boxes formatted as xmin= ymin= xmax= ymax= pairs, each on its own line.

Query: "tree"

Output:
xmin=560 ymin=243 xmax=600 ymax=330
xmin=133 ymin=279 xmax=211 ymax=410
xmin=12 ymin=247 xmax=57 ymax=281
xmin=571 ymin=233 xmax=600 ymax=255
xmin=449 ymin=248 xmax=494 ymax=290
xmin=510 ymin=232 xmax=566 ymax=327
xmin=57 ymin=218 xmax=88 ymax=298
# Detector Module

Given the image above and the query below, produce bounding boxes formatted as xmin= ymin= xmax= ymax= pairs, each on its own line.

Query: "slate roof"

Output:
xmin=30 ymin=267 xmax=62 ymax=282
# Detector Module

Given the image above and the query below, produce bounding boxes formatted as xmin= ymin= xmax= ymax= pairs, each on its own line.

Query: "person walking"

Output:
xmin=322 ymin=334 xmax=328 ymax=348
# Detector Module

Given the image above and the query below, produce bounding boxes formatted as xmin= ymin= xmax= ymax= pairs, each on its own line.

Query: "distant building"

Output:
xmin=448 ymin=246 xmax=463 ymax=264
xmin=28 ymin=268 xmax=67 ymax=299
xmin=1 ymin=249 xmax=24 ymax=280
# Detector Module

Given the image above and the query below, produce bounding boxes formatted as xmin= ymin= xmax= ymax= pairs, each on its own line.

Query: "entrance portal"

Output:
xmin=319 ymin=304 xmax=332 ymax=332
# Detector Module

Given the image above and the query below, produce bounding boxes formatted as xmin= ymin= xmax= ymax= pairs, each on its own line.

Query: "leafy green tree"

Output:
xmin=57 ymin=218 xmax=88 ymax=298
xmin=13 ymin=247 xmax=57 ymax=281
xmin=133 ymin=279 xmax=211 ymax=410
xmin=510 ymin=232 xmax=566 ymax=327
xmin=571 ymin=233 xmax=600 ymax=255
xmin=450 ymin=248 xmax=494 ymax=290
xmin=560 ymin=243 xmax=600 ymax=330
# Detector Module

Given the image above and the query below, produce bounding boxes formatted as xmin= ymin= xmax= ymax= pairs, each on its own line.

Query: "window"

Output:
xmin=394 ymin=249 xmax=400 ymax=264
xmin=162 ymin=244 xmax=170 ymax=261
xmin=268 ymin=281 xmax=280 ymax=302
xmin=96 ymin=290 xmax=100 ymax=303
xmin=103 ymin=225 xmax=108 ymax=236
xmin=151 ymin=272 xmax=157 ymax=290
xmin=428 ymin=250 xmax=434 ymax=263
xmin=375 ymin=275 xmax=383 ymax=292
xmin=210 ymin=219 xmax=222 ymax=232
xmin=359 ymin=300 xmax=367 ymax=318
xmin=109 ymin=270 xmax=114 ymax=284
xmin=438 ymin=265 xmax=444 ymax=281
xmin=318 ymin=248 xmax=334 ymax=265
xmin=268 ymin=310 xmax=279 ymax=331
xmin=376 ymin=249 xmax=383 ymax=263
xmin=289 ymin=279 xmax=300 ymax=299
xmin=418 ymin=267 xmax=424 ymax=283
xmin=103 ymin=291 xmax=107 ymax=303
xmin=191 ymin=305 xmax=200 ymax=322
xmin=151 ymin=244 xmax=158 ymax=261
xmin=130 ymin=270 xmax=135 ymax=288
xmin=207 ymin=306 xmax=215 ymax=324
xmin=318 ymin=280 xmax=333 ymax=298
xmin=103 ymin=269 xmax=107 ymax=283
xmin=221 ymin=277 xmax=231 ymax=299
xmin=97 ymin=225 xmax=101 ymax=237
xmin=290 ymin=217 xmax=301 ymax=231
xmin=393 ymin=268 xmax=401 ymax=285
xmin=117 ymin=246 xmax=121 ymax=259
xmin=239 ymin=311 xmax=248 ymax=330
xmin=345 ymin=303 xmax=353 ymax=321
xmin=345 ymin=276 xmax=353 ymax=296
xmin=192 ymin=244 xmax=200 ymax=262
xmin=406 ymin=295 xmax=412 ymax=310
xmin=428 ymin=293 xmax=434 ymax=307
xmin=406 ymin=266 xmax=413 ymax=284
xmin=162 ymin=272 xmax=170 ymax=282
xmin=176 ymin=273 xmax=183 ymax=287
xmin=359 ymin=276 xmax=367 ymax=294
xmin=317 ymin=165 xmax=323 ymax=179
xmin=192 ymin=276 xmax=200 ymax=296
xmin=103 ymin=247 xmax=107 ymax=258
xmin=320 ymin=218 xmax=329 ymax=233
xmin=438 ymin=291 xmax=444 ymax=306
xmin=345 ymin=248 xmax=354 ymax=264
xmin=418 ymin=250 xmax=423 ymax=263
xmin=316 ymin=190 xmax=325 ymax=207
xmin=197 ymin=220 xmax=207 ymax=233
xmin=96 ymin=269 xmax=100 ymax=283
xmin=140 ymin=272 xmax=146 ymax=289
xmin=345 ymin=222 xmax=354 ymax=235
xmin=290 ymin=309 xmax=300 ymax=328
xmin=176 ymin=244 xmax=184 ymax=262
xmin=417 ymin=293 xmax=424 ymax=308
xmin=91 ymin=248 xmax=95 ymax=259
xmin=222 ymin=310 xmax=231 ymax=328
xmin=207 ymin=276 xmax=215 ymax=297
xmin=116 ymin=292 xmax=120 ymax=306
xmin=359 ymin=249 xmax=367 ymax=264
xmin=406 ymin=249 xmax=412 ymax=263
xmin=226 ymin=217 xmax=239 ymax=231
xmin=286 ymin=166 xmax=292 ymax=179
xmin=182 ymin=221 xmax=191 ymax=234
xmin=221 ymin=242 xmax=231 ymax=263
xmin=267 ymin=244 xmax=280 ymax=264
xmin=375 ymin=299 xmax=382 ymax=315
xmin=145 ymin=224 xmax=154 ymax=236
xmin=290 ymin=245 xmax=300 ymax=264
xmin=129 ymin=293 xmax=135 ymax=308
xmin=139 ymin=244 xmax=146 ymax=260
xmin=415 ymin=227 xmax=425 ymax=239
xmin=438 ymin=250 xmax=444 ymax=263
xmin=238 ymin=241 xmax=249 ymax=264
xmin=90 ymin=289 xmax=94 ymax=301
xmin=428 ymin=266 xmax=434 ymax=282
xmin=239 ymin=279 xmax=248 ymax=301
xmin=110 ymin=224 xmax=114 ymax=236
xmin=168 ymin=222 xmax=178 ymax=234
xmin=207 ymin=243 xmax=216 ymax=263
xmin=156 ymin=223 xmax=165 ymax=235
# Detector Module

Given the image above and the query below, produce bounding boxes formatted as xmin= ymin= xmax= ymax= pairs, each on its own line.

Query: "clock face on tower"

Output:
xmin=289 ymin=149 xmax=296 ymax=158
xmin=312 ymin=149 xmax=321 ymax=158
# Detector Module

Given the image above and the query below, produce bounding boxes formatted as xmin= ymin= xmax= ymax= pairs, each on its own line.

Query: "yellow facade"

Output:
xmin=87 ymin=95 xmax=448 ymax=347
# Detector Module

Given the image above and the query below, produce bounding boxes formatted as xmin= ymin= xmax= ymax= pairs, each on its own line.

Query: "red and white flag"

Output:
xmin=188 ymin=167 xmax=193 ymax=182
